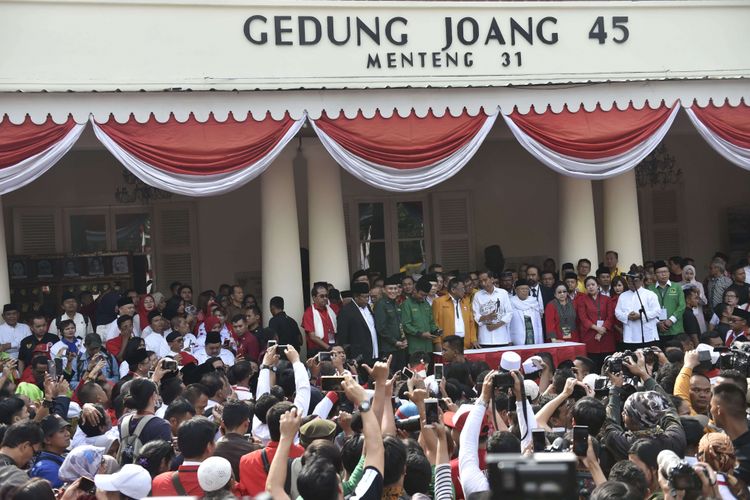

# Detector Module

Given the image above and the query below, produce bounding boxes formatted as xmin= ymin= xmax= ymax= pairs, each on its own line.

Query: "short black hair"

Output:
xmin=200 ymin=372 xmax=225 ymax=399
xmin=341 ymin=434 xmax=364 ymax=476
xmin=222 ymin=400 xmax=251 ymax=431
xmin=255 ymin=393 xmax=281 ymax=425
xmin=270 ymin=296 xmax=284 ymax=310
xmin=117 ymin=314 xmax=133 ymax=328
xmin=77 ymin=382 xmax=104 ymax=405
xmin=628 ymin=438 xmax=659 ymax=469
xmin=383 ymin=435 xmax=407 ymax=487
xmin=227 ymin=361 xmax=253 ymax=385
xmin=575 ymin=356 xmax=595 ymax=374
xmin=590 ymin=481 xmax=638 ymax=500
xmin=245 ymin=304 xmax=261 ymax=317
xmin=608 ymin=461 xmax=648 ymax=500
xmin=572 ymin=397 xmax=606 ymax=436
xmin=135 ymin=440 xmax=175 ymax=479
xmin=0 ymin=397 xmax=27 ymax=425
xmin=78 ymin=404 xmax=107 ymax=437
xmin=712 ymin=383 xmax=746 ymax=419
xmin=311 ymin=283 xmax=328 ymax=298
xmin=267 ymin=401 xmax=294 ymax=442
xmin=164 ymin=398 xmax=196 ymax=421
xmin=486 ymin=431 xmax=521 ymax=453
xmin=177 ymin=416 xmax=216 ymax=459
xmin=553 ymin=368 xmax=574 ymax=394
xmin=718 ymin=369 xmax=749 ymax=394
xmin=404 ymin=451 xmax=431 ymax=495
xmin=297 ymin=457 xmax=339 ymax=500
xmin=123 ymin=378 xmax=157 ymax=411
xmin=1 ymin=421 xmax=44 ymax=448
xmin=184 ymin=383 xmax=209 ymax=408
xmin=441 ymin=335 xmax=464 ymax=354
xmin=159 ymin=377 xmax=185 ymax=406
xmin=680 ymin=417 xmax=705 ymax=449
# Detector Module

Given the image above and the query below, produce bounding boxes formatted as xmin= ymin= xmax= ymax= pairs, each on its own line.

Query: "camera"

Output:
xmin=719 ymin=347 xmax=750 ymax=376
xmin=493 ymin=371 xmax=514 ymax=391
xmin=321 ymin=375 xmax=345 ymax=392
xmin=485 ymin=453 xmax=578 ymax=500
xmin=593 ymin=376 xmax=609 ymax=396
xmin=642 ymin=347 xmax=656 ymax=365
xmin=162 ymin=359 xmax=178 ymax=372
xmin=658 ymin=450 xmax=702 ymax=491
xmin=395 ymin=415 xmax=421 ymax=433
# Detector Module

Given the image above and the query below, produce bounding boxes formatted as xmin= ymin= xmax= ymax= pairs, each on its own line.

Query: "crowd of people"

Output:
xmin=0 ymin=249 xmax=749 ymax=499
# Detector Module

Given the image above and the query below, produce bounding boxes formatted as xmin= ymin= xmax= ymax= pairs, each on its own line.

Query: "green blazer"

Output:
xmin=401 ymin=297 xmax=438 ymax=354
xmin=648 ymin=281 xmax=686 ymax=336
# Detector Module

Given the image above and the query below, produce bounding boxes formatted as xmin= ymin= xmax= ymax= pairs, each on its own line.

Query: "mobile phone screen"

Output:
xmin=321 ymin=376 xmax=345 ymax=392
xmin=532 ymin=429 xmax=546 ymax=452
xmin=434 ymin=363 xmax=443 ymax=381
xmin=401 ymin=367 xmax=414 ymax=379
xmin=573 ymin=425 xmax=589 ymax=457
xmin=424 ymin=398 xmax=439 ymax=425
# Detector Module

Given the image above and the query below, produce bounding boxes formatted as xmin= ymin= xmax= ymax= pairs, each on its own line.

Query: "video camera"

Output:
xmin=485 ymin=452 xmax=578 ymax=500
xmin=719 ymin=343 xmax=750 ymax=376
xmin=603 ymin=351 xmax=637 ymax=376
xmin=658 ymin=450 xmax=703 ymax=493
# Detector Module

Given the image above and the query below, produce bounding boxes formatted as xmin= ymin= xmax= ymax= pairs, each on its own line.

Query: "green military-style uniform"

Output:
xmin=648 ymin=280 xmax=686 ymax=337
xmin=401 ymin=296 xmax=438 ymax=354
xmin=373 ymin=297 xmax=404 ymax=356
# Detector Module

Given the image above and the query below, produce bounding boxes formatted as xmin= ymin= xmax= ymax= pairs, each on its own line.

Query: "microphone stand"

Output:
xmin=634 ymin=285 xmax=648 ymax=345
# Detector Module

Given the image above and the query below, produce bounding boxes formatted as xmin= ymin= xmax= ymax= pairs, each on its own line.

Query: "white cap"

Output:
xmin=95 ymin=464 xmax=152 ymax=499
xmin=198 ymin=456 xmax=233 ymax=492
xmin=66 ymin=401 xmax=81 ymax=420
xmin=582 ymin=373 xmax=599 ymax=391
xmin=500 ymin=351 xmax=521 ymax=372
xmin=522 ymin=356 xmax=543 ymax=375
xmin=523 ymin=379 xmax=540 ymax=401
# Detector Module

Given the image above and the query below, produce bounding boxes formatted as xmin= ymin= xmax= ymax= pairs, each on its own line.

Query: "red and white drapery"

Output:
xmin=0 ymin=117 xmax=84 ymax=195
xmin=685 ymin=100 xmax=750 ymax=171
xmin=91 ymin=112 xmax=305 ymax=196
xmin=503 ymin=103 xmax=680 ymax=179
xmin=310 ymin=109 xmax=498 ymax=191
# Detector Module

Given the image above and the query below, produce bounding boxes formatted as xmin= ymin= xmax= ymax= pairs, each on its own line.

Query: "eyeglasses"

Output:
xmin=317 ymin=294 xmax=328 ymax=298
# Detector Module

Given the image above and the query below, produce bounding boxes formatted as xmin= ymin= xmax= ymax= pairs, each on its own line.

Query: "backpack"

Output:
xmin=117 ymin=414 xmax=155 ymax=464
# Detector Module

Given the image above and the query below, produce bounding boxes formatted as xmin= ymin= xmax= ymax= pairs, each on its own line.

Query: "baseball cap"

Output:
xmin=300 ymin=418 xmax=337 ymax=447
xmin=95 ymin=463 xmax=152 ymax=499
xmin=523 ymin=379 xmax=540 ymax=401
xmin=40 ymin=414 xmax=71 ymax=436
xmin=198 ymin=456 xmax=233 ymax=492
xmin=522 ymin=356 xmax=543 ymax=375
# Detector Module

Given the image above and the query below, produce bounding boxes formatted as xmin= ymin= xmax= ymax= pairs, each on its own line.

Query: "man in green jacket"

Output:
xmin=649 ymin=260 xmax=686 ymax=342
xmin=401 ymin=277 xmax=440 ymax=355
xmin=374 ymin=275 xmax=408 ymax=372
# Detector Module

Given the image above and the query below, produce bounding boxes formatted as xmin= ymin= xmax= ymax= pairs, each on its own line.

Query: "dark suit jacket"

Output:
xmin=336 ymin=301 xmax=376 ymax=362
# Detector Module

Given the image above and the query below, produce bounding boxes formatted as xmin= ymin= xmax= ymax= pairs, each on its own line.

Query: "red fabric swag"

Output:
xmin=96 ymin=112 xmax=298 ymax=175
xmin=313 ymin=110 xmax=488 ymax=169
xmin=0 ymin=117 xmax=76 ymax=168
xmin=690 ymin=100 xmax=750 ymax=149
xmin=509 ymin=104 xmax=674 ymax=160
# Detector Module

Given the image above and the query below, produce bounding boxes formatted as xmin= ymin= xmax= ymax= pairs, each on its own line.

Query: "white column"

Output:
xmin=261 ymin=147 xmax=304 ymax=324
xmin=603 ymin=170 xmax=643 ymax=268
xmin=0 ymin=198 xmax=9 ymax=308
xmin=558 ymin=176 xmax=598 ymax=267
xmin=306 ymin=141 xmax=350 ymax=291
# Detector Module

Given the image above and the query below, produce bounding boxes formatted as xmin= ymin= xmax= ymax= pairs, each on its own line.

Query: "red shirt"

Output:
xmin=238 ymin=441 xmax=305 ymax=497
xmin=151 ymin=464 xmax=203 ymax=496
xmin=544 ymin=300 xmax=580 ymax=343
xmin=176 ymin=351 xmax=198 ymax=366
xmin=236 ymin=331 xmax=260 ymax=362
xmin=450 ymin=448 xmax=486 ymax=500
xmin=301 ymin=305 xmax=336 ymax=349
xmin=105 ymin=336 xmax=123 ymax=357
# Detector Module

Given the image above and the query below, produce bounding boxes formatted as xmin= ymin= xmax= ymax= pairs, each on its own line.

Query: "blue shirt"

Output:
xmin=30 ymin=451 xmax=65 ymax=488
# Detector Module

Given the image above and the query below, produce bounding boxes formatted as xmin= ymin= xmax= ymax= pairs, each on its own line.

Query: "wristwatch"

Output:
xmin=358 ymin=400 xmax=371 ymax=413
xmin=42 ymin=399 xmax=55 ymax=409
xmin=260 ymin=364 xmax=277 ymax=373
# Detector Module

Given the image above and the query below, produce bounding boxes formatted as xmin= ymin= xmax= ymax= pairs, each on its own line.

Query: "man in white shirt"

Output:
xmin=48 ymin=291 xmax=94 ymax=339
xmin=615 ymin=272 xmax=662 ymax=348
xmin=143 ymin=310 xmax=171 ymax=358
xmin=193 ymin=331 xmax=235 ymax=366
xmin=472 ymin=271 xmax=513 ymax=346
xmin=0 ymin=303 xmax=32 ymax=360
xmin=105 ymin=296 xmax=140 ymax=340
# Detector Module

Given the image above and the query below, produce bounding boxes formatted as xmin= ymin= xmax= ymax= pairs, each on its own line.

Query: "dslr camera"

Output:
xmin=485 ymin=453 xmax=578 ymax=500
xmin=658 ymin=450 xmax=702 ymax=492
xmin=719 ymin=344 xmax=750 ymax=376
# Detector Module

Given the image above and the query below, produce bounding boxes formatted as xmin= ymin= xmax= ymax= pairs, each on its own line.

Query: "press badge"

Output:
xmin=659 ymin=308 xmax=668 ymax=320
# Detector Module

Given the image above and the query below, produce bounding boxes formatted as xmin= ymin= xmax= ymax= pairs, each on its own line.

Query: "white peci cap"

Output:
xmin=198 ymin=456 xmax=233 ymax=492
xmin=500 ymin=351 xmax=522 ymax=372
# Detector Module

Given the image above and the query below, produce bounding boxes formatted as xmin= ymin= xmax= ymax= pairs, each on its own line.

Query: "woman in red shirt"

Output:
xmin=575 ymin=276 xmax=616 ymax=372
xmin=545 ymin=284 xmax=578 ymax=343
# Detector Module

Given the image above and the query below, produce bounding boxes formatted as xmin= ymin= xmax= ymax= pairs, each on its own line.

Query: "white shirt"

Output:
xmin=357 ymin=304 xmax=379 ymax=359
xmin=451 ymin=296 xmax=465 ymax=336
xmin=50 ymin=338 xmax=83 ymax=358
xmin=472 ymin=287 xmax=514 ymax=345
xmin=0 ymin=322 xmax=32 ymax=359
xmin=615 ymin=287 xmax=662 ymax=344
xmin=48 ymin=312 xmax=93 ymax=339
xmin=509 ymin=297 xmax=543 ymax=345
xmin=105 ymin=314 xmax=141 ymax=340
xmin=143 ymin=330 xmax=171 ymax=357
xmin=232 ymin=385 xmax=253 ymax=401
xmin=599 ymin=287 xmax=612 ymax=297
xmin=192 ymin=346 xmax=235 ymax=366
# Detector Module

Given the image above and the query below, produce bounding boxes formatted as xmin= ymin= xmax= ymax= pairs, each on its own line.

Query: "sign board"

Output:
xmin=0 ymin=0 xmax=748 ymax=91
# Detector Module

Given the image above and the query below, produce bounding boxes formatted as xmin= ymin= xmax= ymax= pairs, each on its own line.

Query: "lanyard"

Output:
xmin=593 ymin=295 xmax=601 ymax=320
xmin=657 ymin=285 xmax=668 ymax=305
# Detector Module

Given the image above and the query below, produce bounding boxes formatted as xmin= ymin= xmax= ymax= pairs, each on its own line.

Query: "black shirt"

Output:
xmin=268 ymin=312 xmax=302 ymax=351
xmin=682 ymin=309 xmax=701 ymax=336
xmin=18 ymin=333 xmax=60 ymax=366
xmin=733 ymin=429 xmax=750 ymax=485
xmin=730 ymin=283 xmax=750 ymax=307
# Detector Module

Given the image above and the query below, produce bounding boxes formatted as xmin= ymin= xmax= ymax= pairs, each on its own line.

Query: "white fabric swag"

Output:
xmin=0 ymin=123 xmax=85 ymax=195
xmin=684 ymin=107 xmax=750 ymax=171
xmin=90 ymin=116 xmax=306 ymax=197
xmin=309 ymin=111 xmax=499 ymax=192
xmin=502 ymin=106 xmax=680 ymax=179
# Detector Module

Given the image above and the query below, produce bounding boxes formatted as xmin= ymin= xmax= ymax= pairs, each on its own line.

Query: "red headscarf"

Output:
xmin=202 ymin=315 xmax=222 ymax=335
xmin=137 ymin=294 xmax=155 ymax=330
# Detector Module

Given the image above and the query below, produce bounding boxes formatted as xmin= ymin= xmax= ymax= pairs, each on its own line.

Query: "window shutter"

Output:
xmin=432 ymin=193 xmax=475 ymax=272
xmin=13 ymin=209 xmax=61 ymax=254
xmin=154 ymin=205 xmax=197 ymax=290
xmin=641 ymin=187 xmax=682 ymax=259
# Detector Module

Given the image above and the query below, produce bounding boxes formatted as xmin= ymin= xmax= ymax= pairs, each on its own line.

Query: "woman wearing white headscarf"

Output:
xmin=58 ymin=445 xmax=113 ymax=499
xmin=682 ymin=264 xmax=708 ymax=333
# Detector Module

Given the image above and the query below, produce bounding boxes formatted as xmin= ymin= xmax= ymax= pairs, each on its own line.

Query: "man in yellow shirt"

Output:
xmin=432 ymin=276 xmax=478 ymax=350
